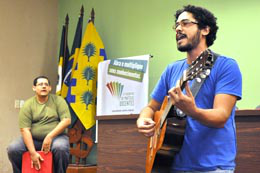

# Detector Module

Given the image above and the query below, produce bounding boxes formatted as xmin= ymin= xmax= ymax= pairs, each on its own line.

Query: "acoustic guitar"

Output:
xmin=146 ymin=49 xmax=214 ymax=173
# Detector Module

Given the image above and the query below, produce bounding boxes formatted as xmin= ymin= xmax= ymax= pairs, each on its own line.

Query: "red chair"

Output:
xmin=22 ymin=151 xmax=53 ymax=173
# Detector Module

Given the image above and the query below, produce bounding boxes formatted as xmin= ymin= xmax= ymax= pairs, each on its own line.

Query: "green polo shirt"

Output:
xmin=19 ymin=94 xmax=71 ymax=140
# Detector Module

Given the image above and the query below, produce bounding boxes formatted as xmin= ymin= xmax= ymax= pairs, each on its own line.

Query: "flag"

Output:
xmin=63 ymin=12 xmax=84 ymax=127
xmin=67 ymin=20 xmax=107 ymax=130
xmin=61 ymin=13 xmax=83 ymax=98
xmin=56 ymin=24 xmax=70 ymax=95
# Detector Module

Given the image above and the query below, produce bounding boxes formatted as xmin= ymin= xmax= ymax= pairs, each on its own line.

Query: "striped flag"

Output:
xmin=61 ymin=13 xmax=83 ymax=98
xmin=56 ymin=24 xmax=70 ymax=95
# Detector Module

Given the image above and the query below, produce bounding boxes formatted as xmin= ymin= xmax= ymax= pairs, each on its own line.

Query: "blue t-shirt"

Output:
xmin=151 ymin=55 xmax=242 ymax=171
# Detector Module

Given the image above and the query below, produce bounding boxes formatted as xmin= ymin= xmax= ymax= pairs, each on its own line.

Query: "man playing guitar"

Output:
xmin=137 ymin=5 xmax=242 ymax=173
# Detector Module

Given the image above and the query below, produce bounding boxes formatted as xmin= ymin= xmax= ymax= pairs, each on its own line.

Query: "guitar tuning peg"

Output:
xmin=205 ymin=61 xmax=211 ymax=66
xmin=200 ymin=73 xmax=206 ymax=79
xmin=205 ymin=69 xmax=211 ymax=76
xmin=196 ymin=78 xmax=202 ymax=83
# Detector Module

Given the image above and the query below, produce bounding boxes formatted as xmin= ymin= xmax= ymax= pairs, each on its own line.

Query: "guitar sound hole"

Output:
xmin=164 ymin=117 xmax=186 ymax=153
xmin=164 ymin=124 xmax=184 ymax=151
xmin=152 ymin=153 xmax=173 ymax=173
xmin=151 ymin=117 xmax=186 ymax=172
xmin=168 ymin=106 xmax=177 ymax=118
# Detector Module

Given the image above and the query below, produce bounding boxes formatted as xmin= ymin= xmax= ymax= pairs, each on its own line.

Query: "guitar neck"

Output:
xmin=159 ymin=70 xmax=188 ymax=128
xmin=158 ymin=49 xmax=213 ymax=129
xmin=178 ymin=78 xmax=187 ymax=91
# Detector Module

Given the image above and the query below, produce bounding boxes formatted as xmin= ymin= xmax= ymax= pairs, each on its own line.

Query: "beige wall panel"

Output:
xmin=0 ymin=0 xmax=58 ymax=172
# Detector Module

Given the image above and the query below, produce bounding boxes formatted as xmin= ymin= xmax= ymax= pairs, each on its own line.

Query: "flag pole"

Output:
xmin=64 ymin=14 xmax=69 ymax=61
xmin=62 ymin=14 xmax=69 ymax=81
xmin=64 ymin=14 xmax=69 ymax=50
xmin=80 ymin=5 xmax=84 ymax=18
xmin=90 ymin=8 xmax=95 ymax=24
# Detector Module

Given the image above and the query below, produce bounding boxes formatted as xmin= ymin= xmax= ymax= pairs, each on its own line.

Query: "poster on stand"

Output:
xmin=97 ymin=54 xmax=150 ymax=116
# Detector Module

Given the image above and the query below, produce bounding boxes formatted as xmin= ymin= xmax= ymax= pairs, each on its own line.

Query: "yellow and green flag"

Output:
xmin=66 ymin=20 xmax=107 ymax=129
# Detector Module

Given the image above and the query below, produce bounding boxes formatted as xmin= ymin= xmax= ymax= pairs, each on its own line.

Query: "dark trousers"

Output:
xmin=7 ymin=134 xmax=70 ymax=173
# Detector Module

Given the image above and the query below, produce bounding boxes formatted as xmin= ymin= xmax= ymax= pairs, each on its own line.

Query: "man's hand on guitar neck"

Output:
xmin=168 ymin=83 xmax=197 ymax=116
xmin=168 ymin=82 xmax=237 ymax=128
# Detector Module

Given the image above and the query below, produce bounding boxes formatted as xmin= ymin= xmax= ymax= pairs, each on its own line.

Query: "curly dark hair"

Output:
xmin=175 ymin=5 xmax=218 ymax=47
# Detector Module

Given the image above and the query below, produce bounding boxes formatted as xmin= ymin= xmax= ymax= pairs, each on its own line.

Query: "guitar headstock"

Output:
xmin=180 ymin=49 xmax=213 ymax=89
xmin=187 ymin=49 xmax=213 ymax=81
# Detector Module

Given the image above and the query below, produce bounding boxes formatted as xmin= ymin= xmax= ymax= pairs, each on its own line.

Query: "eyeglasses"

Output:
xmin=36 ymin=83 xmax=49 ymax=87
xmin=174 ymin=19 xmax=199 ymax=30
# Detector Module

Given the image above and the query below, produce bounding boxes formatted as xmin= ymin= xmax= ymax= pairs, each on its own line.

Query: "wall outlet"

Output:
xmin=14 ymin=100 xmax=25 ymax=109
xmin=14 ymin=100 xmax=20 ymax=109
xmin=19 ymin=100 xmax=25 ymax=108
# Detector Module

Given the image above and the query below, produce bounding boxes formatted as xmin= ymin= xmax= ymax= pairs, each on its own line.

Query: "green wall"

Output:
xmin=58 ymin=0 xmax=260 ymax=109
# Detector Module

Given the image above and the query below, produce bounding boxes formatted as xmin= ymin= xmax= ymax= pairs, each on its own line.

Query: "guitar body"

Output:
xmin=145 ymin=49 xmax=214 ymax=173
xmin=146 ymin=97 xmax=186 ymax=173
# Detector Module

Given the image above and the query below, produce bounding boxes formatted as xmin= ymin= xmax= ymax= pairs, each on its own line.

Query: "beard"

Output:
xmin=177 ymin=30 xmax=201 ymax=52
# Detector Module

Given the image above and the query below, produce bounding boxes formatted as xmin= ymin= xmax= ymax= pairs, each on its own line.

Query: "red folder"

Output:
xmin=22 ymin=151 xmax=53 ymax=173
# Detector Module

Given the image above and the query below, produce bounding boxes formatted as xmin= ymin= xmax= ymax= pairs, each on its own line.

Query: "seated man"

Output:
xmin=7 ymin=76 xmax=71 ymax=173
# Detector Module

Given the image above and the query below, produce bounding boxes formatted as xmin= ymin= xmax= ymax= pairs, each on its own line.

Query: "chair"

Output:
xmin=22 ymin=151 xmax=53 ymax=173
xmin=67 ymin=120 xmax=96 ymax=173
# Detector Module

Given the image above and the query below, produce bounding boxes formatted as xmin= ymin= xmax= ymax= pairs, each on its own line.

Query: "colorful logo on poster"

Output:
xmin=106 ymin=81 xmax=124 ymax=98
